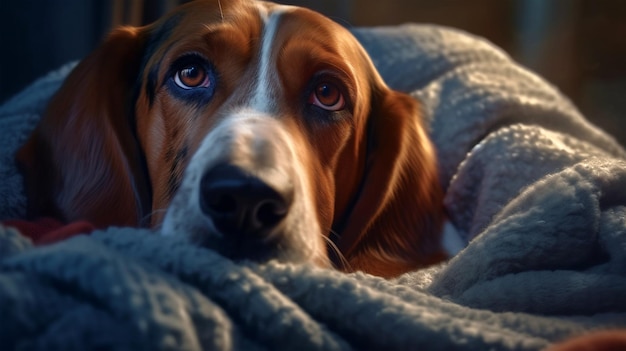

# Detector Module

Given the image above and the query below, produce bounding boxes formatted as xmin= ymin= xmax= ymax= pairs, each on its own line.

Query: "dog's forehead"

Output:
xmin=153 ymin=0 xmax=359 ymax=53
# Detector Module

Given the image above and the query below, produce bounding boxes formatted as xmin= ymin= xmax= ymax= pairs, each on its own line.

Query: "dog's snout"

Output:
xmin=200 ymin=163 xmax=293 ymax=238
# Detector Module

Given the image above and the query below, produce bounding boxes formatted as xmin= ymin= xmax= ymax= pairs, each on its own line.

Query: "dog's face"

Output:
xmin=138 ymin=1 xmax=377 ymax=265
xmin=18 ymin=0 xmax=446 ymax=277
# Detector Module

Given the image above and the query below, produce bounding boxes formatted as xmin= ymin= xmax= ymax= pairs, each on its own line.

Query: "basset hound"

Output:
xmin=17 ymin=0 xmax=447 ymax=278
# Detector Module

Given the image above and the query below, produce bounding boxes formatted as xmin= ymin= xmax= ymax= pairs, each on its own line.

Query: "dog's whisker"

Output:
xmin=140 ymin=209 xmax=168 ymax=229
xmin=218 ymin=0 xmax=224 ymax=21
xmin=327 ymin=228 xmax=341 ymax=242
xmin=323 ymin=232 xmax=352 ymax=272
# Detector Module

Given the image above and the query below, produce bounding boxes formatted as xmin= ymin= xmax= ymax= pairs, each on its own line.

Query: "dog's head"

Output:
xmin=18 ymin=0 xmax=445 ymax=277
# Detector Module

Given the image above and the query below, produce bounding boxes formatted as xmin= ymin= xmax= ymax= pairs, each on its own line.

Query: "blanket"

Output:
xmin=1 ymin=24 xmax=626 ymax=350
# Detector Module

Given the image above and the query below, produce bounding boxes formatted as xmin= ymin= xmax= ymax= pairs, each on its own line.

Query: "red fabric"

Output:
xmin=2 ymin=218 xmax=95 ymax=245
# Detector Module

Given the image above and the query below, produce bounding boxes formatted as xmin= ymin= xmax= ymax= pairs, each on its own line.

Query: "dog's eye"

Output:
xmin=309 ymin=82 xmax=345 ymax=111
xmin=174 ymin=64 xmax=210 ymax=89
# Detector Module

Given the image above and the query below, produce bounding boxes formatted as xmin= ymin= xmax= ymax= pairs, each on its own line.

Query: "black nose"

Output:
xmin=199 ymin=163 xmax=293 ymax=239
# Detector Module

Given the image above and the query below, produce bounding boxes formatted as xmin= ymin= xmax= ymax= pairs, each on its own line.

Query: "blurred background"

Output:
xmin=1 ymin=0 xmax=625 ymax=146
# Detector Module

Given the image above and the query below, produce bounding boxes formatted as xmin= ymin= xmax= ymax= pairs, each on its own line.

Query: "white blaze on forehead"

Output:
xmin=251 ymin=3 xmax=296 ymax=113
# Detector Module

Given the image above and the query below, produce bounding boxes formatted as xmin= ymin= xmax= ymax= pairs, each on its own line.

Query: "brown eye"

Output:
xmin=174 ymin=64 xmax=210 ymax=89
xmin=309 ymin=82 xmax=345 ymax=111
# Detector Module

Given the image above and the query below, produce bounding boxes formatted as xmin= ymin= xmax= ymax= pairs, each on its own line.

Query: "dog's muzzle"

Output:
xmin=163 ymin=110 xmax=324 ymax=264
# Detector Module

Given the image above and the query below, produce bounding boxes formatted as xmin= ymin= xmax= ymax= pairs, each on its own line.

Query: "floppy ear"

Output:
xmin=336 ymin=89 xmax=446 ymax=277
xmin=16 ymin=27 xmax=152 ymax=228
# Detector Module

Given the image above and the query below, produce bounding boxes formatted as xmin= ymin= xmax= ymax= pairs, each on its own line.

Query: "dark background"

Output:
xmin=1 ymin=0 xmax=625 ymax=146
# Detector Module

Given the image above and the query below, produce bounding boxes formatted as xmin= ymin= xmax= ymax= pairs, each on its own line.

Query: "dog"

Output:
xmin=16 ymin=0 xmax=446 ymax=277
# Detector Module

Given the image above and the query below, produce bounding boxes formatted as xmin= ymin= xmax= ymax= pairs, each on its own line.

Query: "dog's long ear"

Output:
xmin=336 ymin=89 xmax=446 ymax=277
xmin=16 ymin=27 xmax=151 ymax=228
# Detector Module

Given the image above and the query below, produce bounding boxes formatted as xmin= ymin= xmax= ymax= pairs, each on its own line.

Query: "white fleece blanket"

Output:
xmin=1 ymin=24 xmax=626 ymax=350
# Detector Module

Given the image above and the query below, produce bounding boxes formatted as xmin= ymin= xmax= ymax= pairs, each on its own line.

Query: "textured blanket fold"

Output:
xmin=1 ymin=24 xmax=625 ymax=350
